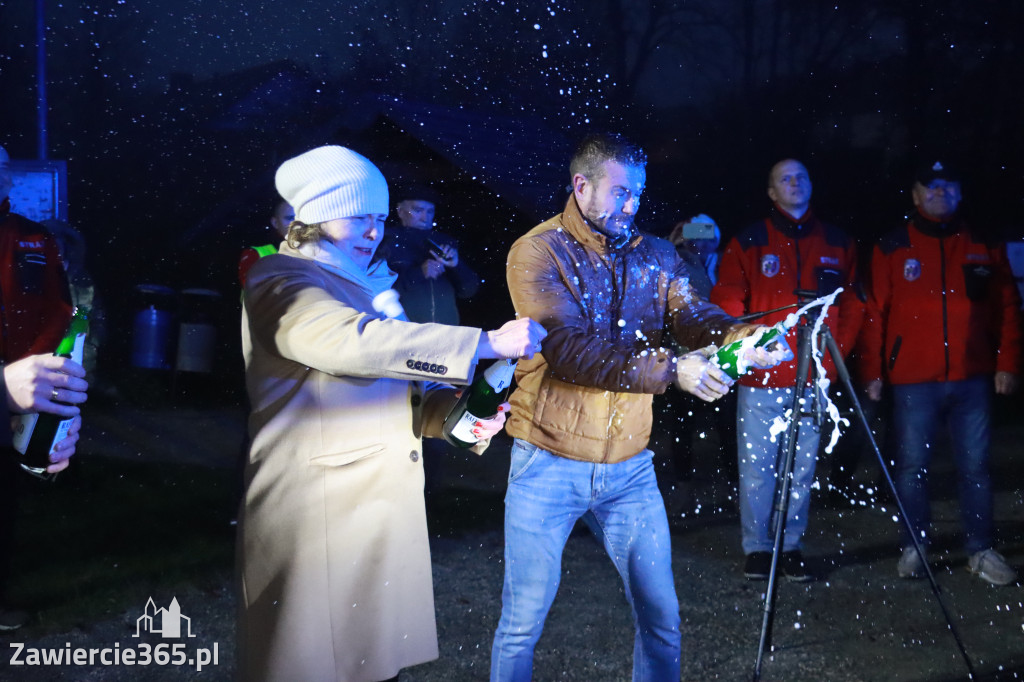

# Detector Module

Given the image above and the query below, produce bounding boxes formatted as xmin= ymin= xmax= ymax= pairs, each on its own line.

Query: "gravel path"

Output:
xmin=3 ymin=407 xmax=1024 ymax=681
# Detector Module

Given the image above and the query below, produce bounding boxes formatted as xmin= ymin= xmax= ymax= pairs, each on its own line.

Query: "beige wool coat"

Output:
xmin=237 ymin=244 xmax=482 ymax=682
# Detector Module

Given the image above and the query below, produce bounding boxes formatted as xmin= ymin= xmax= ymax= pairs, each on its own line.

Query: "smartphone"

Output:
xmin=681 ymin=221 xmax=716 ymax=240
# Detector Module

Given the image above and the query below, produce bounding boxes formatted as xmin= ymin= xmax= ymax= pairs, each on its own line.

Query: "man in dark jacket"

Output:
xmin=380 ymin=185 xmax=482 ymax=495
xmin=861 ymin=161 xmax=1021 ymax=585
xmin=382 ymin=185 xmax=479 ymax=325
xmin=491 ymin=133 xmax=787 ymax=681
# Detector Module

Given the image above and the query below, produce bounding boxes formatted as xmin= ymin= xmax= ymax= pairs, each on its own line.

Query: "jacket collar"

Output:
xmin=911 ymin=209 xmax=964 ymax=238
xmin=768 ymin=204 xmax=815 ymax=238
xmin=560 ymin=194 xmax=642 ymax=255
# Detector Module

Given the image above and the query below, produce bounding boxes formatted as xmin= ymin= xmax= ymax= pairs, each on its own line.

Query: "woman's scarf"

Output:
xmin=296 ymin=240 xmax=406 ymax=319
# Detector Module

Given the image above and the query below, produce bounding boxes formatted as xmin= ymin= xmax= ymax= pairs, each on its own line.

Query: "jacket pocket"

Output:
xmin=311 ymin=374 xmax=387 ymax=467
xmin=815 ymin=267 xmax=842 ymax=297
xmin=887 ymin=335 xmax=902 ymax=372
xmin=310 ymin=443 xmax=386 ymax=467
xmin=508 ymin=440 xmax=541 ymax=482
xmin=962 ymin=263 xmax=993 ymax=302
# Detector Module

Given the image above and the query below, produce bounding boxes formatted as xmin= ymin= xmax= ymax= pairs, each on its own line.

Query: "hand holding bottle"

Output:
xmin=741 ymin=325 xmax=794 ymax=370
xmin=478 ymin=318 xmax=547 ymax=360
xmin=13 ymin=307 xmax=90 ymax=477
xmin=44 ymin=415 xmax=81 ymax=473
xmin=712 ymin=320 xmax=796 ymax=379
xmin=465 ymin=402 xmax=510 ymax=442
xmin=675 ymin=349 xmax=732 ymax=402
xmin=4 ymin=354 xmax=88 ymax=416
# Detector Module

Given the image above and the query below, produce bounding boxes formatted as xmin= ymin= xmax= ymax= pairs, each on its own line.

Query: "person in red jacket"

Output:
xmin=711 ymin=159 xmax=861 ymax=582
xmin=860 ymin=161 xmax=1022 ymax=585
xmin=0 ymin=145 xmax=87 ymax=631
xmin=237 ymin=199 xmax=294 ymax=287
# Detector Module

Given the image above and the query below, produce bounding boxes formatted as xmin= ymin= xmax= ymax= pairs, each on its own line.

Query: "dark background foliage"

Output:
xmin=1 ymin=0 xmax=1023 ymax=392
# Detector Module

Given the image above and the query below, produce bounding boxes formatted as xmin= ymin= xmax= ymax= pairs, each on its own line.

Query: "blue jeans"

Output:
xmin=736 ymin=385 xmax=821 ymax=554
xmin=490 ymin=440 xmax=681 ymax=682
xmin=892 ymin=378 xmax=993 ymax=553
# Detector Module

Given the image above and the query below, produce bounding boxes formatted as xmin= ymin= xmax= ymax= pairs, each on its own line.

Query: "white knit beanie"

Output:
xmin=274 ymin=146 xmax=389 ymax=225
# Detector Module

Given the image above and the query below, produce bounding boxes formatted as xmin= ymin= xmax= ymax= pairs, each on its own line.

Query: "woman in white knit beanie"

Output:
xmin=236 ymin=146 xmax=545 ymax=682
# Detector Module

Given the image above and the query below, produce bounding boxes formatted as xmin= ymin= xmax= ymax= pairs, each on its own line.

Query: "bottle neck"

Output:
xmin=483 ymin=359 xmax=517 ymax=392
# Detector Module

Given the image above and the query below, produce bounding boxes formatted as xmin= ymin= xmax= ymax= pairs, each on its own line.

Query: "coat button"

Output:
xmin=411 ymin=394 xmax=422 ymax=407
xmin=409 ymin=450 xmax=420 ymax=462
xmin=406 ymin=359 xmax=415 ymax=369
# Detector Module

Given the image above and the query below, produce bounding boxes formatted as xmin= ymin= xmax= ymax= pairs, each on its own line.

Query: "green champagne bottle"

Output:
xmin=441 ymin=359 xmax=517 ymax=448
xmin=712 ymin=315 xmax=795 ymax=380
xmin=13 ymin=307 xmax=90 ymax=476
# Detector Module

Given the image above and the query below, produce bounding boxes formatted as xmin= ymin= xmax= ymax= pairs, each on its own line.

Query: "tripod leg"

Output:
xmin=753 ymin=324 xmax=814 ymax=681
xmin=821 ymin=331 xmax=976 ymax=680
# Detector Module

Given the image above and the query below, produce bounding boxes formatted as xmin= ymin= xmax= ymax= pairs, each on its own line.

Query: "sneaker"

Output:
xmin=897 ymin=546 xmax=926 ymax=579
xmin=743 ymin=551 xmax=772 ymax=580
xmin=781 ymin=550 xmax=813 ymax=582
xmin=968 ymin=549 xmax=1017 ymax=586
xmin=0 ymin=608 xmax=28 ymax=631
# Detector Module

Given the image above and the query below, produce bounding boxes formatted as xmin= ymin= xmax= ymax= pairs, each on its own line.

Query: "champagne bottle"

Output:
xmin=13 ymin=307 xmax=90 ymax=476
xmin=441 ymin=359 xmax=517 ymax=448
xmin=712 ymin=315 xmax=796 ymax=380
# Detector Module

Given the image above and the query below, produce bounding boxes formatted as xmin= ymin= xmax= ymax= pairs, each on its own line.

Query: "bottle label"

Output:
xmin=51 ymin=417 xmax=74 ymax=450
xmin=447 ymin=409 xmax=486 ymax=444
xmin=12 ymin=412 xmax=70 ymax=459
xmin=11 ymin=413 xmax=38 ymax=455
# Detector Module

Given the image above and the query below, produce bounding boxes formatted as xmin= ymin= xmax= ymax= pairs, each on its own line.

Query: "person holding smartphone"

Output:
xmin=381 ymin=185 xmax=479 ymax=326
xmin=379 ymin=184 xmax=482 ymax=496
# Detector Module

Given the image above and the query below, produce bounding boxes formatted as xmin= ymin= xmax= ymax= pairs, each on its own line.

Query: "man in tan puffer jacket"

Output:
xmin=491 ymin=133 xmax=788 ymax=682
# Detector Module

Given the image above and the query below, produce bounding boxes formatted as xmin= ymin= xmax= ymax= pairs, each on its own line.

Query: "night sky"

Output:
xmin=1 ymin=0 xmax=1023 ymax=382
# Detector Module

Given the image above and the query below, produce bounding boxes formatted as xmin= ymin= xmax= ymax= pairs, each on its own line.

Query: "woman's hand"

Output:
xmin=469 ymin=402 xmax=510 ymax=441
xmin=478 ymin=318 xmax=548 ymax=360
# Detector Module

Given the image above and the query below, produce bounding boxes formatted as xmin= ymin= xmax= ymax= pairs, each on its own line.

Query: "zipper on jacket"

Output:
xmin=939 ymin=237 xmax=950 ymax=379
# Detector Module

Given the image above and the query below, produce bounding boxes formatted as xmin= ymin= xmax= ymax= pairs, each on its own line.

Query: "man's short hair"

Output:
xmin=767 ymin=158 xmax=808 ymax=187
xmin=569 ymin=133 xmax=647 ymax=183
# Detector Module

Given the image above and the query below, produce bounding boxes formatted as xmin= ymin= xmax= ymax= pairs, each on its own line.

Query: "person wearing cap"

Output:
xmin=860 ymin=161 xmax=1022 ymax=585
xmin=382 ymin=185 xmax=479 ymax=326
xmin=236 ymin=145 xmax=545 ymax=682
xmin=711 ymin=158 xmax=862 ymax=582
xmin=381 ymin=185 xmax=482 ymax=497
xmin=237 ymin=199 xmax=294 ymax=287
xmin=660 ymin=214 xmax=736 ymax=512
xmin=0 ymin=146 xmax=87 ymax=631
xmin=668 ymin=213 xmax=721 ymax=300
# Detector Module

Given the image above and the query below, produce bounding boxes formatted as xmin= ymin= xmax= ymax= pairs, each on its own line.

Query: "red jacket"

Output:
xmin=0 ymin=199 xmax=72 ymax=362
xmin=711 ymin=207 xmax=862 ymax=389
xmin=859 ymin=212 xmax=1022 ymax=385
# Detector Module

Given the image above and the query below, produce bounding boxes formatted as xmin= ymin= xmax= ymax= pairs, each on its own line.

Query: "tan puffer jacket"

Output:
xmin=505 ymin=196 xmax=757 ymax=463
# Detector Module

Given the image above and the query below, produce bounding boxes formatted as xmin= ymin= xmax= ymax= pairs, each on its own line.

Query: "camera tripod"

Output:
xmin=748 ymin=308 xmax=976 ymax=682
